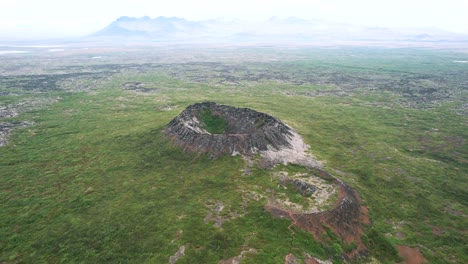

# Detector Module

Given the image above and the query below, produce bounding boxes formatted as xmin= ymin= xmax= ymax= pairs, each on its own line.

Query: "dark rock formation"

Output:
xmin=292 ymin=179 xmax=317 ymax=196
xmin=165 ymin=102 xmax=294 ymax=157
xmin=278 ymin=175 xmax=317 ymax=196
xmin=122 ymin=82 xmax=158 ymax=93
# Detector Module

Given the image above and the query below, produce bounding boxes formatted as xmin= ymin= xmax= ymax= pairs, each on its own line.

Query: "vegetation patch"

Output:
xmin=199 ymin=109 xmax=228 ymax=134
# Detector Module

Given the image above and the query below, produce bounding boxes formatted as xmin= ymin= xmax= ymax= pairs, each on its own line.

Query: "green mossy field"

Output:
xmin=0 ymin=46 xmax=466 ymax=263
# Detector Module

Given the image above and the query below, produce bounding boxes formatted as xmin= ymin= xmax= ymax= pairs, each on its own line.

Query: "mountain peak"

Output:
xmin=115 ymin=16 xmax=134 ymax=22
xmin=90 ymin=16 xmax=468 ymax=43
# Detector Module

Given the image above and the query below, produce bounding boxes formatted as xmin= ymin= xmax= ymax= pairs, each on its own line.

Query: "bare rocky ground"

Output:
xmin=122 ymin=82 xmax=159 ymax=94
xmin=0 ymin=56 xmax=125 ymax=147
xmin=161 ymin=61 xmax=467 ymax=110
xmin=0 ymin=121 xmax=34 ymax=146
xmin=0 ymin=97 xmax=59 ymax=118
xmin=259 ymin=130 xmax=323 ymax=168
xmin=0 ymin=97 xmax=59 ymax=147
xmin=169 ymin=245 xmax=186 ymax=264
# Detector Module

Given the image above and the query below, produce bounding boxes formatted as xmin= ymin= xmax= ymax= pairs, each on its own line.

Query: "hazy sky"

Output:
xmin=2 ymin=0 xmax=468 ymax=39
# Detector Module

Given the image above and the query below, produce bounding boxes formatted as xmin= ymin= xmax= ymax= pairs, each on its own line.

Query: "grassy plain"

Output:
xmin=0 ymin=45 xmax=466 ymax=263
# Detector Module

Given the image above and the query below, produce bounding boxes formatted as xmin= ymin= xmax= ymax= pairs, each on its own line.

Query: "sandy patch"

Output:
xmin=260 ymin=130 xmax=322 ymax=168
xmin=169 ymin=245 xmax=186 ymax=264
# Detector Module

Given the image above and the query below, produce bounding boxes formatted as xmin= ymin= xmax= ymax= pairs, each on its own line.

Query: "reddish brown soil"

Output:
xmin=266 ymin=180 xmax=370 ymax=260
xmin=397 ymin=246 xmax=428 ymax=264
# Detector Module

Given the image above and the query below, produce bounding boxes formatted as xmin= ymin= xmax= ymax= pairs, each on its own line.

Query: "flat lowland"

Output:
xmin=0 ymin=45 xmax=466 ymax=263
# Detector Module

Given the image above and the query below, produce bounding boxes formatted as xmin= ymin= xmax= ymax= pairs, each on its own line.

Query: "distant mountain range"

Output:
xmin=89 ymin=16 xmax=468 ymax=44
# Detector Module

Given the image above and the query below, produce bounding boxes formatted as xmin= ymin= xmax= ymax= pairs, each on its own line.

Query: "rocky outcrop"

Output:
xmin=279 ymin=176 xmax=318 ymax=196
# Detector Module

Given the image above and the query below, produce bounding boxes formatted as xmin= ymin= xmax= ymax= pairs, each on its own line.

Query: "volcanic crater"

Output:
xmin=166 ymin=102 xmax=370 ymax=260
xmin=166 ymin=102 xmax=319 ymax=167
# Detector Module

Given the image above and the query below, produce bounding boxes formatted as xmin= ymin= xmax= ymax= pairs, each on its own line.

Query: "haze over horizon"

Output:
xmin=2 ymin=0 xmax=468 ymax=41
